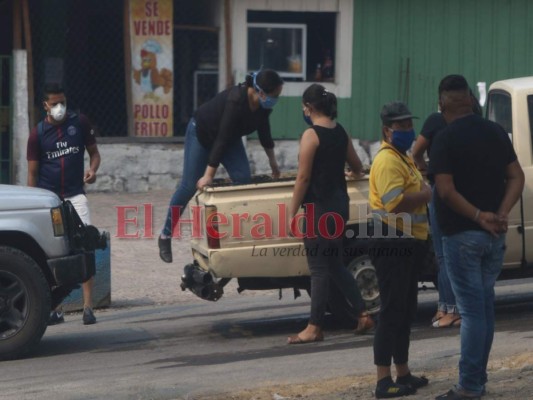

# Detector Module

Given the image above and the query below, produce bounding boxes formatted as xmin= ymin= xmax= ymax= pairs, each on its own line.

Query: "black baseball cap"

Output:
xmin=380 ymin=101 xmax=418 ymax=124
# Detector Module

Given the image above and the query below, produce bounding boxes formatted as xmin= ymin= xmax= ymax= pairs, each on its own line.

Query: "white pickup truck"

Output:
xmin=0 ymin=185 xmax=107 ymax=360
xmin=180 ymin=76 xmax=533 ymax=324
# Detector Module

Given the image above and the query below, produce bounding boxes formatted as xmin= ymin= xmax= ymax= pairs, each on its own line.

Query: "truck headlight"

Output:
xmin=50 ymin=206 xmax=65 ymax=236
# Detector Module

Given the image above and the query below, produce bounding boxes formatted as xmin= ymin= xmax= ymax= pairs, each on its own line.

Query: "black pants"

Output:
xmin=303 ymin=200 xmax=365 ymax=327
xmin=371 ymin=238 xmax=425 ymax=366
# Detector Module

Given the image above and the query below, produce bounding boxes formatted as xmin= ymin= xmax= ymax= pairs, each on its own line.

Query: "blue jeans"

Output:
xmin=442 ymin=231 xmax=505 ymax=396
xmin=161 ymin=118 xmax=252 ymax=236
xmin=429 ymin=189 xmax=457 ymax=313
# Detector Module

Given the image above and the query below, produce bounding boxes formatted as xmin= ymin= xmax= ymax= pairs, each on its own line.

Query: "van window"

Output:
xmin=487 ymin=91 xmax=513 ymax=136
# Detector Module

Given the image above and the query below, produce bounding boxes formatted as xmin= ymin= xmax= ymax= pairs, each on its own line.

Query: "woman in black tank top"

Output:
xmin=287 ymin=84 xmax=374 ymax=344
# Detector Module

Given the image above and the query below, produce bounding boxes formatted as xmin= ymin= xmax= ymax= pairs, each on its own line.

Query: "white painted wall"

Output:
xmin=12 ymin=50 xmax=29 ymax=185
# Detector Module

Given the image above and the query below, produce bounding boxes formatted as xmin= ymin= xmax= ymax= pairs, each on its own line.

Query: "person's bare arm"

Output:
xmin=27 ymin=160 xmax=39 ymax=187
xmin=264 ymin=147 xmax=280 ymax=179
xmin=289 ymin=129 xmax=319 ymax=218
xmin=197 ymin=165 xmax=218 ymax=189
xmin=345 ymin=136 xmax=363 ymax=175
xmin=412 ymin=135 xmax=430 ymax=171
xmin=84 ymin=144 xmax=101 ymax=184
xmin=390 ymin=180 xmax=432 ymax=213
xmin=497 ymin=160 xmax=525 ymax=219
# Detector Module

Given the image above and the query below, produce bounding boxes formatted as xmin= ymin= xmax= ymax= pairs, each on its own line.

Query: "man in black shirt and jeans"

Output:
xmin=430 ymin=75 xmax=524 ymax=400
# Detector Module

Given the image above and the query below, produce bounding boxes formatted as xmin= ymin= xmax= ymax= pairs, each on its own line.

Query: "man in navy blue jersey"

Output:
xmin=27 ymin=83 xmax=101 ymax=325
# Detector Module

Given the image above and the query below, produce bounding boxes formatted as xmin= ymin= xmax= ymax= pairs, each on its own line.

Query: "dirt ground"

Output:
xmin=87 ymin=190 xmax=533 ymax=400
xmin=194 ymin=355 xmax=533 ymax=399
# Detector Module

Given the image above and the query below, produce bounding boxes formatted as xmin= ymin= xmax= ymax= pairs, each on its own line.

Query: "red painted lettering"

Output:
xmin=134 ymin=121 xmax=169 ymax=137
xmin=133 ymin=104 xmax=169 ymax=119
xmin=133 ymin=20 xmax=170 ymax=36
xmin=144 ymin=1 xmax=159 ymax=17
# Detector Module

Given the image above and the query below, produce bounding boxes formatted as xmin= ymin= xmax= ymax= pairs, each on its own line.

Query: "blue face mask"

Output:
xmin=302 ymin=111 xmax=312 ymax=126
xmin=253 ymin=71 xmax=279 ymax=109
xmin=259 ymin=95 xmax=278 ymax=109
xmin=391 ymin=129 xmax=416 ymax=152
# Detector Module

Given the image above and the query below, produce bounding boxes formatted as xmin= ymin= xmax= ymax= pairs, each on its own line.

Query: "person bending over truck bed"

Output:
xmin=286 ymin=83 xmax=374 ymax=345
xmin=158 ymin=69 xmax=283 ymax=263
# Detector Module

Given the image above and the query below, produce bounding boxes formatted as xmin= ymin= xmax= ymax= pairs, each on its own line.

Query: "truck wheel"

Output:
xmin=326 ymin=255 xmax=381 ymax=326
xmin=0 ymin=246 xmax=51 ymax=361
xmin=347 ymin=255 xmax=381 ymax=314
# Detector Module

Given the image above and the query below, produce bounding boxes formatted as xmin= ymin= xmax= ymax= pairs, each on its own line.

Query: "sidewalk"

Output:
xmin=86 ymin=189 xmax=251 ymax=308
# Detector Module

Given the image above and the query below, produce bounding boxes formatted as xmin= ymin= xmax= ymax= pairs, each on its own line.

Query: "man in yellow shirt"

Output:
xmin=369 ymin=101 xmax=431 ymax=398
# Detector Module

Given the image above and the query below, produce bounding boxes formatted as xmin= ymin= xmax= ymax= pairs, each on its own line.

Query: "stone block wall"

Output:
xmin=86 ymin=139 xmax=381 ymax=193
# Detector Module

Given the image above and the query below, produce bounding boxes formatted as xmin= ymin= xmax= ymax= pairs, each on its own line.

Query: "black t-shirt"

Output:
xmin=429 ymin=114 xmax=517 ymax=235
xmin=194 ymin=84 xmax=275 ymax=168
xmin=420 ymin=112 xmax=447 ymax=159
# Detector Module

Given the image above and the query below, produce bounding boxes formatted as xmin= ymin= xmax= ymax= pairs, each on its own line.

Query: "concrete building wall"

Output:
xmin=85 ymin=138 xmax=377 ymax=193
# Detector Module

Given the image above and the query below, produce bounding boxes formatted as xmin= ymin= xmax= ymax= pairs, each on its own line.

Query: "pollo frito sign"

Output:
xmin=129 ymin=0 xmax=173 ymax=136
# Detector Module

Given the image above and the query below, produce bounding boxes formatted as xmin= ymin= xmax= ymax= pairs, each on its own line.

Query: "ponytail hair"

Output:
xmin=244 ymin=69 xmax=283 ymax=94
xmin=302 ymin=83 xmax=337 ymax=119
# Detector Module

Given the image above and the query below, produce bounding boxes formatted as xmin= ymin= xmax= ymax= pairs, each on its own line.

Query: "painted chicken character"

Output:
xmin=133 ymin=40 xmax=173 ymax=100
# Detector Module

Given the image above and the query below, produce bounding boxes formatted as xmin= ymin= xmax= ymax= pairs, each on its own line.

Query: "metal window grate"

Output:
xmin=28 ymin=0 xmax=220 ymax=137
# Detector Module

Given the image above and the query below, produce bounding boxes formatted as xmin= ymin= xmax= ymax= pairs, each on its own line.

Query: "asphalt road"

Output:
xmin=1 ymin=281 xmax=532 ymax=400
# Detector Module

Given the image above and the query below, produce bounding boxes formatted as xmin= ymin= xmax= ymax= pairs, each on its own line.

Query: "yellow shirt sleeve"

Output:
xmin=372 ymin=155 xmax=406 ymax=212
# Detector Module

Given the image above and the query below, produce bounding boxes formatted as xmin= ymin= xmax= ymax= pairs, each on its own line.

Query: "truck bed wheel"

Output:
xmin=0 ymin=246 xmax=51 ymax=361
xmin=326 ymin=255 xmax=381 ymax=326
xmin=347 ymin=255 xmax=381 ymax=315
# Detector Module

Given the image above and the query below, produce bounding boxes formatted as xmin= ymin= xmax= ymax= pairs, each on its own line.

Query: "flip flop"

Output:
xmin=432 ymin=310 xmax=446 ymax=323
xmin=432 ymin=315 xmax=461 ymax=328
xmin=287 ymin=333 xmax=324 ymax=344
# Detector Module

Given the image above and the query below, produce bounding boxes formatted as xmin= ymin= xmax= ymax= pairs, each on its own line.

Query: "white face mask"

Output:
xmin=48 ymin=103 xmax=66 ymax=121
